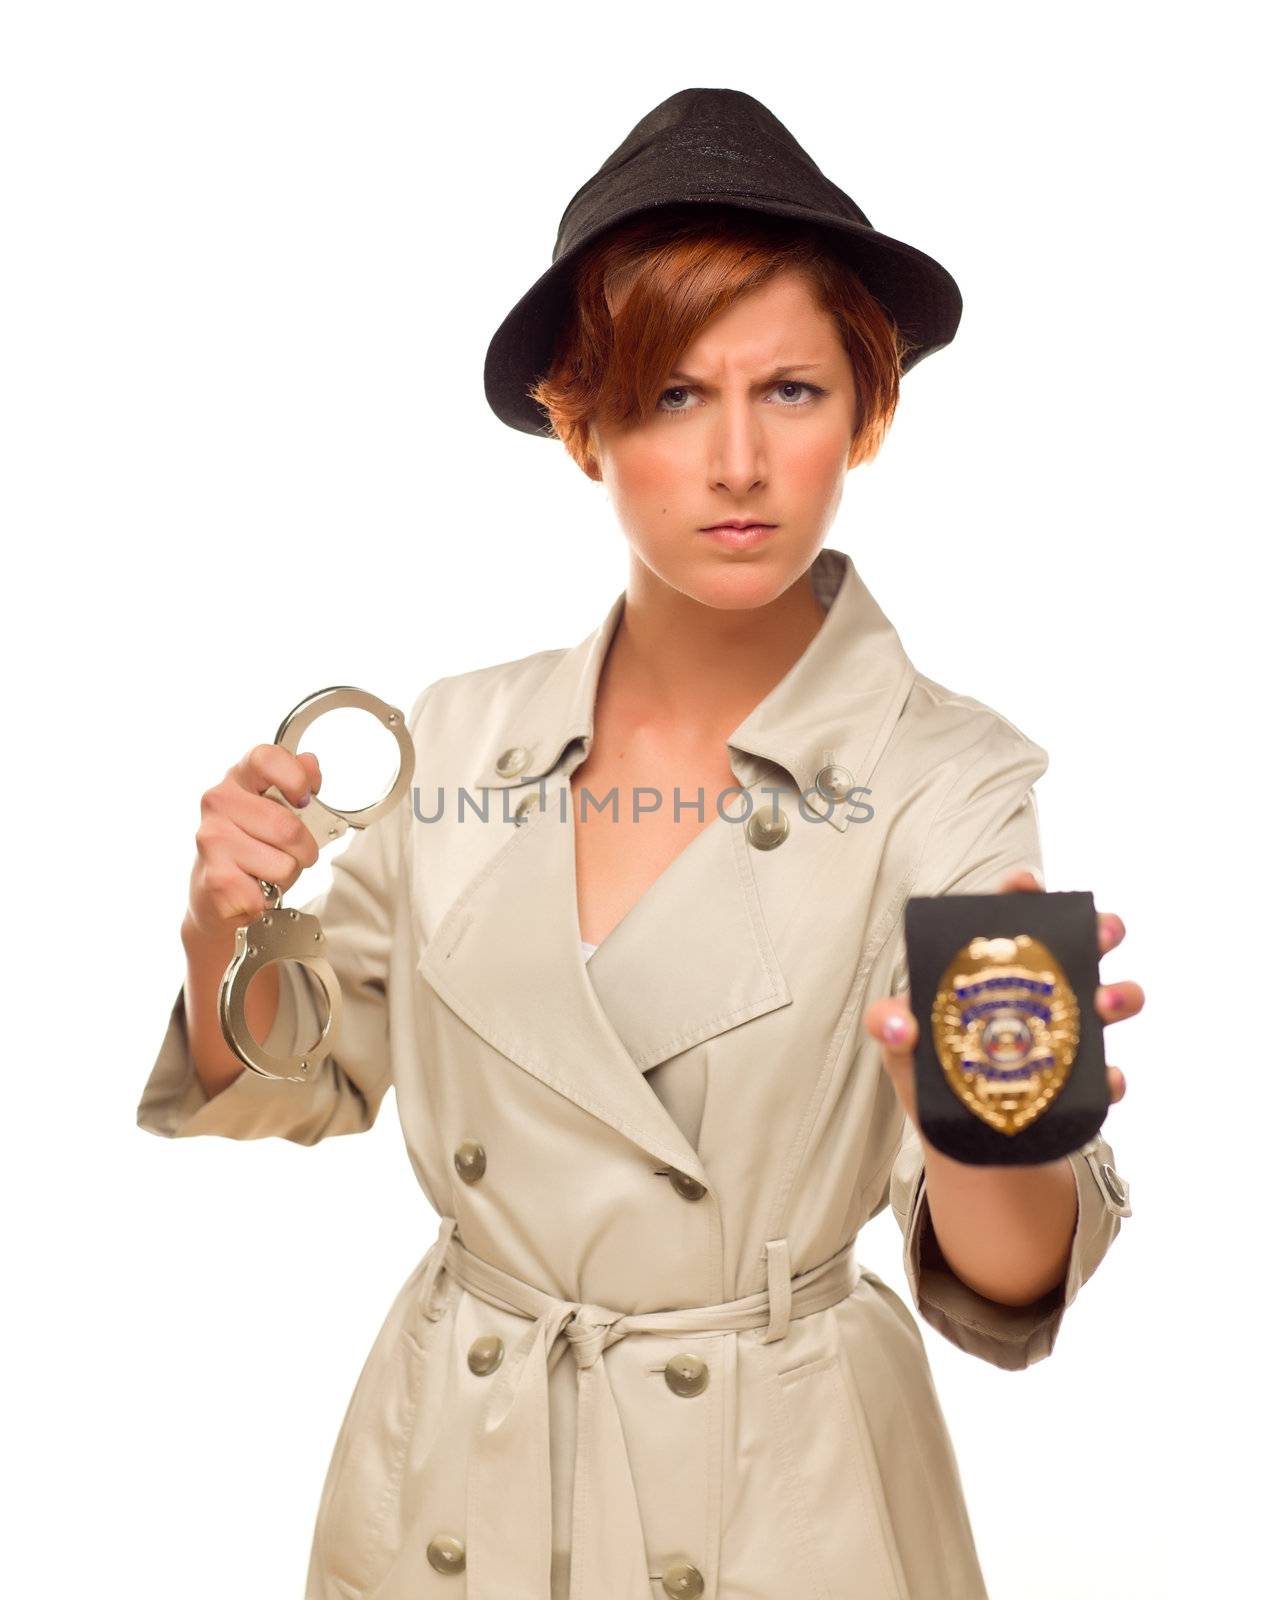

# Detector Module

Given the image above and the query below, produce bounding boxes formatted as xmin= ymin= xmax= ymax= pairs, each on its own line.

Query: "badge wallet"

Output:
xmin=903 ymin=889 xmax=1106 ymax=1165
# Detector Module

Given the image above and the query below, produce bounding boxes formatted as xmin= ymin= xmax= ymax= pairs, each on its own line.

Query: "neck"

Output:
xmin=600 ymin=557 xmax=827 ymax=744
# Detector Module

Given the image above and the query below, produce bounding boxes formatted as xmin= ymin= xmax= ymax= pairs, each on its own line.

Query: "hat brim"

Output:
xmin=483 ymin=196 xmax=963 ymax=438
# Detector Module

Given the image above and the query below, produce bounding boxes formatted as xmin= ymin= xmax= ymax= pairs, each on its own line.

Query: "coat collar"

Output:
xmin=471 ymin=544 xmax=917 ymax=833
xmin=421 ymin=545 xmax=919 ymax=1176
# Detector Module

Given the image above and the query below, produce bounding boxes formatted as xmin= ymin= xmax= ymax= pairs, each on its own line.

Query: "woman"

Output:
xmin=139 ymin=88 xmax=1139 ymax=1600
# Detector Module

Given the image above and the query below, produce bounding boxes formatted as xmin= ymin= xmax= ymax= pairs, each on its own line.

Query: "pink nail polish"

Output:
xmin=1107 ymin=987 xmax=1125 ymax=1012
xmin=883 ymin=1013 xmax=909 ymax=1044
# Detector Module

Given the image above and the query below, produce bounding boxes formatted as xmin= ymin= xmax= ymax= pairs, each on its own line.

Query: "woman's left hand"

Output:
xmin=864 ymin=868 xmax=1145 ymax=1133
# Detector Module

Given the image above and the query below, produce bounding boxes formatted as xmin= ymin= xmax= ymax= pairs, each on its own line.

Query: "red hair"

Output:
xmin=528 ymin=203 xmax=912 ymax=478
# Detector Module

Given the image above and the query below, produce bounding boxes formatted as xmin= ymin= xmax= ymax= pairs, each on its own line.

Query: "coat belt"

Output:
xmin=415 ymin=1214 xmax=861 ymax=1599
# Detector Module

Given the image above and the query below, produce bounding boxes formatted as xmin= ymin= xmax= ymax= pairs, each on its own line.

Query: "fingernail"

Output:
xmin=1107 ymin=987 xmax=1125 ymax=1012
xmin=297 ymin=790 xmax=311 ymax=808
xmin=883 ymin=1012 xmax=910 ymax=1045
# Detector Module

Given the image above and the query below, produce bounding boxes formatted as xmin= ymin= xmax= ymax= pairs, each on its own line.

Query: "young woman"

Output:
xmin=139 ymin=88 xmax=1140 ymax=1600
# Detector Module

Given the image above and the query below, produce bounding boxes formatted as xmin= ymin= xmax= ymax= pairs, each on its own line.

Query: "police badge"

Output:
xmin=903 ymin=889 xmax=1107 ymax=1165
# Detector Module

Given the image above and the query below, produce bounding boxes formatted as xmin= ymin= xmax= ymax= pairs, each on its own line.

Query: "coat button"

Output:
xmin=667 ymin=1169 xmax=706 ymax=1201
xmin=814 ymin=762 xmax=854 ymax=802
xmin=426 ymin=1534 xmax=466 ymax=1573
xmin=746 ymin=807 xmax=789 ymax=850
xmin=1100 ymin=1163 xmax=1130 ymax=1208
xmin=513 ymin=790 xmax=539 ymax=825
xmin=664 ymin=1354 xmax=709 ymax=1397
xmin=454 ymin=1140 xmax=487 ymax=1183
xmin=468 ymin=1334 xmax=505 ymax=1376
xmin=661 ymin=1560 xmax=705 ymax=1597
xmin=495 ymin=745 xmax=531 ymax=778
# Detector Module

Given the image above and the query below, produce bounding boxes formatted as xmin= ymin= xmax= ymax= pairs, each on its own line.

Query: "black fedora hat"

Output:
xmin=483 ymin=86 xmax=963 ymax=438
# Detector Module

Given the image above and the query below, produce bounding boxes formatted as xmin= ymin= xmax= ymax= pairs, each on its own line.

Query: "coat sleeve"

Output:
xmin=135 ymin=750 xmax=409 ymax=1146
xmin=883 ymin=731 xmax=1133 ymax=1371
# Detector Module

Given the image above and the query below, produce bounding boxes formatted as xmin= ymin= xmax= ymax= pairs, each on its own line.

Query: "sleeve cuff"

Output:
xmin=889 ymin=1123 xmax=1131 ymax=1371
xmin=134 ymin=961 xmax=350 ymax=1143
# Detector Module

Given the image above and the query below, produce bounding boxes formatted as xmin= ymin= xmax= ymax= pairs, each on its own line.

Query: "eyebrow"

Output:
xmin=667 ymin=363 xmax=824 ymax=385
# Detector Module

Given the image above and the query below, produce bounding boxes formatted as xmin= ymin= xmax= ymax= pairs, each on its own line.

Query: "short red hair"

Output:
xmin=529 ymin=203 xmax=911 ymax=478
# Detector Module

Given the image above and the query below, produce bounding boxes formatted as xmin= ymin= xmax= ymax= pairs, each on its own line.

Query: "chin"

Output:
xmin=667 ymin=547 xmax=812 ymax=612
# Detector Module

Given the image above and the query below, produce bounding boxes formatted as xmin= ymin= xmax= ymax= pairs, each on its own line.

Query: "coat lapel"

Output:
xmin=415 ymin=770 xmax=728 ymax=1180
xmin=578 ymin=795 xmax=790 ymax=1072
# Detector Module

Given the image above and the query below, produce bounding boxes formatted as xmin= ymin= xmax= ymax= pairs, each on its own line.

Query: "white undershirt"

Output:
xmin=580 ymin=939 xmax=598 ymax=960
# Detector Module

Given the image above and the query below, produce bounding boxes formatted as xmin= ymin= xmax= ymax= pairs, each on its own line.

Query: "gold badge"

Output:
xmin=930 ymin=934 xmax=1080 ymax=1136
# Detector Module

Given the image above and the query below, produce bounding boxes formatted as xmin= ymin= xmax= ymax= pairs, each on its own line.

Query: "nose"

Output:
xmin=708 ymin=391 xmax=766 ymax=498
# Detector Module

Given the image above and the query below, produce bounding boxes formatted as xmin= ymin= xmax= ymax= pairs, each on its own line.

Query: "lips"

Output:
xmin=699 ymin=522 xmax=779 ymax=551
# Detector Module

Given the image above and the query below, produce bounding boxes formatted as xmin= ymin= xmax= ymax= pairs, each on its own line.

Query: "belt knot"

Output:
xmin=563 ymin=1303 xmax=627 ymax=1368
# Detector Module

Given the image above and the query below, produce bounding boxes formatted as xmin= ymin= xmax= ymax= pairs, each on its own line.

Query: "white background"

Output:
xmin=4 ymin=3 xmax=1273 ymax=1595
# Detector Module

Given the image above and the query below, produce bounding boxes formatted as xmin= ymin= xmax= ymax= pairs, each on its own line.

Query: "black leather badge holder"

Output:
xmin=903 ymin=889 xmax=1106 ymax=1165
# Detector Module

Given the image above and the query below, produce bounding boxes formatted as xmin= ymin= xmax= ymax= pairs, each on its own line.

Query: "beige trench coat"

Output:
xmin=137 ymin=544 xmax=1132 ymax=1600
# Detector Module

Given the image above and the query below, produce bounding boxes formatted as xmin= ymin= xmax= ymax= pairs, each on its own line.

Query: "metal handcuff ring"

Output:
xmin=218 ymin=685 xmax=416 ymax=1081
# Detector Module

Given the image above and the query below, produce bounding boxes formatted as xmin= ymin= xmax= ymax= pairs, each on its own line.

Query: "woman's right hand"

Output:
xmin=185 ymin=744 xmax=325 ymax=941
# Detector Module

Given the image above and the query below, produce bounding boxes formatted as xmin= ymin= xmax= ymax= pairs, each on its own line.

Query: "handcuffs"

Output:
xmin=217 ymin=686 xmax=416 ymax=1081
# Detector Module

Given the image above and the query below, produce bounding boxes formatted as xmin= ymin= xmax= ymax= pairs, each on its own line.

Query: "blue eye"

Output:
xmin=771 ymin=381 xmax=823 ymax=406
xmin=658 ymin=386 xmax=698 ymax=412
xmin=656 ymin=381 xmax=825 ymax=415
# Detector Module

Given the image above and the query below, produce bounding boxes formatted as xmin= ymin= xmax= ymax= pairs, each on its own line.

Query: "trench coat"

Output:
xmin=137 ymin=544 xmax=1132 ymax=1600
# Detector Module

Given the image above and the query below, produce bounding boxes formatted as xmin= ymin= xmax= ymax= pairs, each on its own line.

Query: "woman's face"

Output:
xmin=587 ymin=266 xmax=859 ymax=610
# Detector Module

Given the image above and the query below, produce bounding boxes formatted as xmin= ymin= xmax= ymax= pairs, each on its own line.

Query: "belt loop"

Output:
xmin=762 ymin=1238 xmax=792 ymax=1343
xmin=420 ymin=1214 xmax=458 ymax=1321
